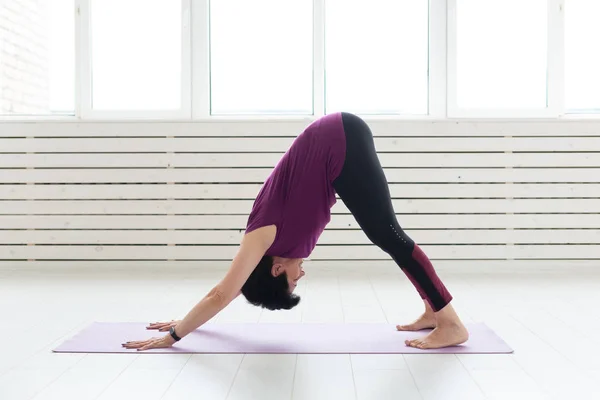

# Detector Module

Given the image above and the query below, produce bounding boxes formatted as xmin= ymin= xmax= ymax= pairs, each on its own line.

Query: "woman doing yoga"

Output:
xmin=123 ymin=112 xmax=469 ymax=351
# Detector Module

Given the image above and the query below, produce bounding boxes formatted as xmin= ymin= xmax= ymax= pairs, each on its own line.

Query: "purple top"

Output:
xmin=245 ymin=112 xmax=346 ymax=258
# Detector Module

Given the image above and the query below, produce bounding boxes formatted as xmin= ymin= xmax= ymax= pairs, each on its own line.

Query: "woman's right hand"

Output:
xmin=146 ymin=320 xmax=180 ymax=332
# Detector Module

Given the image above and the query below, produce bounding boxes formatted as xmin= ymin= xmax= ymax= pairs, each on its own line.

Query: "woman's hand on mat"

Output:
xmin=146 ymin=320 xmax=181 ymax=332
xmin=122 ymin=334 xmax=176 ymax=351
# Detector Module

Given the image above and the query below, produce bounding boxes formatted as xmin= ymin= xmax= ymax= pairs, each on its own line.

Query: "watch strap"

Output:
xmin=169 ymin=326 xmax=182 ymax=341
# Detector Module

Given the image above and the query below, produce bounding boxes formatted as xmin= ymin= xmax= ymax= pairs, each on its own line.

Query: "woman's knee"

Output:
xmin=363 ymin=224 xmax=414 ymax=254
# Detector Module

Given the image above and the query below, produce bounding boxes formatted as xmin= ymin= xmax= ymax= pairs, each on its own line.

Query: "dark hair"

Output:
xmin=241 ymin=255 xmax=301 ymax=310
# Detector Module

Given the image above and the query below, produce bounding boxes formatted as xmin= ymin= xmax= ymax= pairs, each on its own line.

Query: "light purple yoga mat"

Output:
xmin=53 ymin=322 xmax=512 ymax=354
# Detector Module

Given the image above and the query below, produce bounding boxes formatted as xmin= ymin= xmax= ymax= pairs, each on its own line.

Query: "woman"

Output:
xmin=123 ymin=112 xmax=468 ymax=351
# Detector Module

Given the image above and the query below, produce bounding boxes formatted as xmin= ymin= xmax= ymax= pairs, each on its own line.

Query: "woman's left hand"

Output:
xmin=122 ymin=334 xmax=176 ymax=351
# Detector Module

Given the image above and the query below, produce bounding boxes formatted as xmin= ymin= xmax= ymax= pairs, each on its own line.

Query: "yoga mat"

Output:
xmin=53 ymin=322 xmax=512 ymax=354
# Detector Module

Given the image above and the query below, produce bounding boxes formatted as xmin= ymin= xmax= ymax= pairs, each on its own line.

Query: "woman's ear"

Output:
xmin=271 ymin=262 xmax=285 ymax=277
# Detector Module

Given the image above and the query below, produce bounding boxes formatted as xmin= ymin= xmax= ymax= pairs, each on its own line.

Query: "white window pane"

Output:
xmin=210 ymin=0 xmax=312 ymax=115
xmin=456 ymin=0 xmax=547 ymax=109
xmin=325 ymin=0 xmax=428 ymax=115
xmin=91 ymin=0 xmax=181 ymax=110
xmin=0 ymin=0 xmax=75 ymax=115
xmin=565 ymin=0 xmax=600 ymax=112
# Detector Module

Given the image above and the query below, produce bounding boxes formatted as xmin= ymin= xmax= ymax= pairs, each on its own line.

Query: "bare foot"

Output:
xmin=403 ymin=302 xmax=469 ymax=349
xmin=396 ymin=312 xmax=436 ymax=331
xmin=405 ymin=322 xmax=469 ymax=349
xmin=396 ymin=300 xmax=436 ymax=331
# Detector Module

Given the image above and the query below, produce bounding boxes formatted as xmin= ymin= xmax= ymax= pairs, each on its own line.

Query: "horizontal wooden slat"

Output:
xmin=3 ymin=152 xmax=600 ymax=168
xmin=2 ymin=214 xmax=599 ymax=229
xmin=1 ymin=244 xmax=598 ymax=260
xmin=510 ymin=153 xmax=600 ymax=168
xmin=0 ymin=200 xmax=255 ymax=214
xmin=501 ymin=168 xmax=600 ymax=183
xmin=3 ymin=137 xmax=600 ymax=153
xmin=2 ymin=168 xmax=600 ymax=184
xmin=0 ymin=153 xmax=282 ymax=168
xmin=0 ymin=168 xmax=271 ymax=184
xmin=0 ymin=215 xmax=249 ymax=229
xmin=2 ymin=183 xmax=599 ymax=200
xmin=312 ymin=229 xmax=600 ymax=245
xmin=0 ymin=184 xmax=266 ymax=200
xmin=3 ymin=120 xmax=600 ymax=137
xmin=2 ymin=259 xmax=599 ymax=272
xmin=0 ymin=121 xmax=317 ymax=137
xmin=0 ymin=230 xmax=241 ymax=245
xmin=1 ymin=229 xmax=598 ymax=245
xmin=1 ymin=198 xmax=599 ymax=215
xmin=313 ymin=245 xmax=600 ymax=260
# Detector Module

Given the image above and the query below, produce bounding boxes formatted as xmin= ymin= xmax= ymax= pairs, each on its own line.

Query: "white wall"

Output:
xmin=0 ymin=0 xmax=50 ymax=114
xmin=1 ymin=119 xmax=599 ymax=270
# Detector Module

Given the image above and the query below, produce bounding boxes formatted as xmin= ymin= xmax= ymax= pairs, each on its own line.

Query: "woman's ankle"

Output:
xmin=434 ymin=303 xmax=463 ymax=326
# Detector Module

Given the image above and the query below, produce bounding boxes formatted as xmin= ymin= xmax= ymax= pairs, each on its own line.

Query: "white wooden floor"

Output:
xmin=1 ymin=265 xmax=599 ymax=400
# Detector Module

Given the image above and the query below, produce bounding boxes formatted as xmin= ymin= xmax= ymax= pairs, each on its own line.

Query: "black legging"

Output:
xmin=333 ymin=112 xmax=453 ymax=312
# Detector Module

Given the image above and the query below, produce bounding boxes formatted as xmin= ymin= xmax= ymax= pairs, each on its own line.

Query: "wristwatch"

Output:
xmin=169 ymin=326 xmax=182 ymax=342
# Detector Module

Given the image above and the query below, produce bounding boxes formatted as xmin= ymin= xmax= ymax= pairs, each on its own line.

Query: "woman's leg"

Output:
xmin=333 ymin=112 xmax=468 ymax=349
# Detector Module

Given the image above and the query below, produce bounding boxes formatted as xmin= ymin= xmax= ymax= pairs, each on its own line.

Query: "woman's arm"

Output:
xmin=122 ymin=225 xmax=275 ymax=350
xmin=173 ymin=225 xmax=275 ymax=337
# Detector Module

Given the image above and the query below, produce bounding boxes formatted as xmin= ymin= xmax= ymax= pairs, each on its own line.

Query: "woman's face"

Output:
xmin=272 ymin=257 xmax=305 ymax=291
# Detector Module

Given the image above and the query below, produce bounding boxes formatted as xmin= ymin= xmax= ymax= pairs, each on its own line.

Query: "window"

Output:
xmin=565 ymin=0 xmax=600 ymax=112
xmin=0 ymin=0 xmax=75 ymax=115
xmin=325 ymin=0 xmax=429 ymax=115
xmin=209 ymin=0 xmax=313 ymax=115
xmin=5 ymin=0 xmax=600 ymax=120
xmin=90 ymin=0 xmax=183 ymax=111
xmin=453 ymin=0 xmax=548 ymax=110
